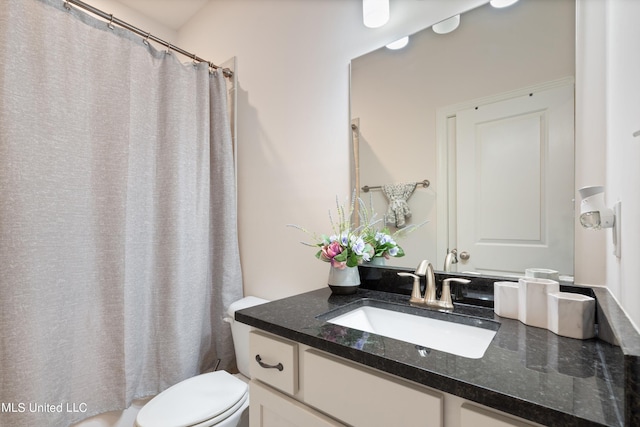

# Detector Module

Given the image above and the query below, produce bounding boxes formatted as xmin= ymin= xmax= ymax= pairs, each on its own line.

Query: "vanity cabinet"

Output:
xmin=249 ymin=330 xmax=539 ymax=427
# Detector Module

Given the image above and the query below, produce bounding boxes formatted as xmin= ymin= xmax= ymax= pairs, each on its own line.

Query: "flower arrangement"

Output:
xmin=289 ymin=193 xmax=423 ymax=269
xmin=288 ymin=194 xmax=372 ymax=269
xmin=362 ymin=227 xmax=405 ymax=260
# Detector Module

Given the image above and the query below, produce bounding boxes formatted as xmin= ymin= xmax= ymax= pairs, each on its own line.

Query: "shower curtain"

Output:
xmin=0 ymin=1 xmax=243 ymax=426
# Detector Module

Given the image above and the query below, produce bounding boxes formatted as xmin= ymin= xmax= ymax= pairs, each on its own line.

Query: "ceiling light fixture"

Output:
xmin=363 ymin=0 xmax=389 ymax=29
xmin=386 ymin=36 xmax=409 ymax=50
xmin=432 ymin=14 xmax=460 ymax=35
xmin=490 ymin=0 xmax=519 ymax=8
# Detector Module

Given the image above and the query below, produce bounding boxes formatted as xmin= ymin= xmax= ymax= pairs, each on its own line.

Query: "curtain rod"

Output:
xmin=63 ymin=0 xmax=233 ymax=78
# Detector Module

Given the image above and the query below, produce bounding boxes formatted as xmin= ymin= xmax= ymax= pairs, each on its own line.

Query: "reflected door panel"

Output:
xmin=455 ymin=83 xmax=574 ymax=275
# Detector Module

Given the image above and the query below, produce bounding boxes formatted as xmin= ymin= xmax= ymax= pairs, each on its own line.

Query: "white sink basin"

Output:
xmin=324 ymin=303 xmax=498 ymax=359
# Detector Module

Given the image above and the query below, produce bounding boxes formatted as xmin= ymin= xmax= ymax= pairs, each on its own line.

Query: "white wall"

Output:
xmin=576 ymin=0 xmax=640 ymax=330
xmin=177 ymin=0 xmax=486 ymax=300
xmin=604 ymin=0 xmax=640 ymax=328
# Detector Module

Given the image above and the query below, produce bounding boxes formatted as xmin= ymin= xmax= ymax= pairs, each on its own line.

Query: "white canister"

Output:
xmin=494 ymin=281 xmax=520 ymax=319
xmin=518 ymin=277 xmax=560 ymax=329
xmin=547 ymin=292 xmax=596 ymax=339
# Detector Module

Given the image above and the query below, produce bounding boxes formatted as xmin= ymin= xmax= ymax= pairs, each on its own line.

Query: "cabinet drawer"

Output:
xmin=249 ymin=330 xmax=298 ymax=395
xmin=303 ymin=349 xmax=443 ymax=427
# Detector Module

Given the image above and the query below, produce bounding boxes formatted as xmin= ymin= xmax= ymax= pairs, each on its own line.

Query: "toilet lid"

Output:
xmin=136 ymin=371 xmax=248 ymax=427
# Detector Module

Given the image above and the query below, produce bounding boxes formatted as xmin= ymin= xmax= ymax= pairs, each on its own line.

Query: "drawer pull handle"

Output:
xmin=255 ymin=354 xmax=284 ymax=371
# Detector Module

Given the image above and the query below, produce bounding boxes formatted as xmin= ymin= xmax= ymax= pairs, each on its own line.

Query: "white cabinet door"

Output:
xmin=250 ymin=381 xmax=345 ymax=427
xmin=455 ymin=83 xmax=574 ymax=276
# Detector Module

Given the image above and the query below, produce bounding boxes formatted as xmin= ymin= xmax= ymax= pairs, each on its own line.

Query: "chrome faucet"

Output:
xmin=398 ymin=260 xmax=469 ymax=311
xmin=443 ymin=248 xmax=458 ymax=272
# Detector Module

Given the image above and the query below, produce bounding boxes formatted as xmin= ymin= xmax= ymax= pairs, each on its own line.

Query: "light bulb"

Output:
xmin=386 ymin=36 xmax=409 ymax=50
xmin=432 ymin=15 xmax=460 ymax=35
xmin=490 ymin=0 xmax=519 ymax=8
xmin=363 ymin=0 xmax=389 ymax=28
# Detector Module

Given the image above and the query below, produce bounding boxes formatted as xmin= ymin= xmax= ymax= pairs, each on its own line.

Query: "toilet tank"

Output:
xmin=225 ymin=296 xmax=269 ymax=378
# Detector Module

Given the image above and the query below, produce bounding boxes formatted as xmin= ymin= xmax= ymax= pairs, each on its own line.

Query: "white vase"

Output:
xmin=328 ymin=265 xmax=361 ymax=295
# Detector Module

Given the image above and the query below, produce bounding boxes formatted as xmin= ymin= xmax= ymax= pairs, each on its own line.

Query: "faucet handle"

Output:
xmin=440 ymin=278 xmax=471 ymax=310
xmin=398 ymin=272 xmax=424 ymax=304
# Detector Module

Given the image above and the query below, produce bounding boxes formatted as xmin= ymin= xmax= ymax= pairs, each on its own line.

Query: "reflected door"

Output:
xmin=454 ymin=83 xmax=574 ymax=276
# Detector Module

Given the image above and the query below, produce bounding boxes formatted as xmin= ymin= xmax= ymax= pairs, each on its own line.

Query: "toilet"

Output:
xmin=135 ymin=296 xmax=269 ymax=427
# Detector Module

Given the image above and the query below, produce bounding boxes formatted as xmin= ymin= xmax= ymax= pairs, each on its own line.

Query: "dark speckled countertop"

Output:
xmin=236 ymin=267 xmax=640 ymax=426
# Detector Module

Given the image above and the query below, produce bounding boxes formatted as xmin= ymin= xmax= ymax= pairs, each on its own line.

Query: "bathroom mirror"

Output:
xmin=350 ymin=0 xmax=575 ymax=277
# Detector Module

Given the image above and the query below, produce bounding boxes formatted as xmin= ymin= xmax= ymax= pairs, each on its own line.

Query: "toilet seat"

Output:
xmin=136 ymin=371 xmax=249 ymax=427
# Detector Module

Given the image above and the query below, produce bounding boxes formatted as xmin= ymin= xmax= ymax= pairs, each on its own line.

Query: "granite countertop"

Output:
xmin=236 ymin=282 xmax=638 ymax=427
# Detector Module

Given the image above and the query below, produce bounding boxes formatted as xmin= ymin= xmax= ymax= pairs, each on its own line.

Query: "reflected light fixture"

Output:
xmin=578 ymin=186 xmax=621 ymax=257
xmin=363 ymin=0 xmax=389 ymax=28
xmin=432 ymin=15 xmax=460 ymax=35
xmin=490 ymin=0 xmax=519 ymax=8
xmin=386 ymin=36 xmax=409 ymax=50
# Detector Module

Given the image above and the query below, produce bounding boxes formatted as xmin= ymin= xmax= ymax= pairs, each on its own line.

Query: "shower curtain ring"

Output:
xmin=108 ymin=14 xmax=115 ymax=30
xmin=64 ymin=0 xmax=71 ymax=10
xmin=143 ymin=32 xmax=151 ymax=45
xmin=166 ymin=44 xmax=172 ymax=55
xmin=192 ymin=53 xmax=198 ymax=66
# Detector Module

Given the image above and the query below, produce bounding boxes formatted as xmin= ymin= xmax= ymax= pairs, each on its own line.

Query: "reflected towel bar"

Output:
xmin=362 ymin=179 xmax=430 ymax=193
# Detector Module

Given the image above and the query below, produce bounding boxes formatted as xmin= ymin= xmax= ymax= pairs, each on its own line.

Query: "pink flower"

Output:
xmin=320 ymin=241 xmax=343 ymax=261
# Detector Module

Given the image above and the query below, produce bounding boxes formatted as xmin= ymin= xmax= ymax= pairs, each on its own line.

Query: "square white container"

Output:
xmin=547 ymin=292 xmax=595 ymax=339
xmin=494 ymin=281 xmax=519 ymax=319
xmin=518 ymin=277 xmax=560 ymax=329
